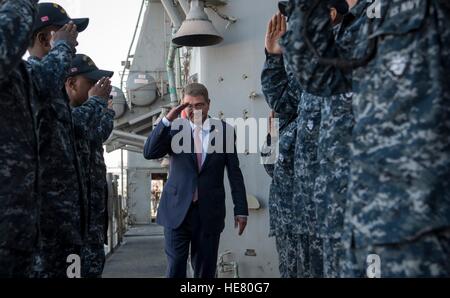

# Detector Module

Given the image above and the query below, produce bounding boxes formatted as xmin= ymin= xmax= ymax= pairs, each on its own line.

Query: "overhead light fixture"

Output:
xmin=172 ymin=0 xmax=223 ymax=47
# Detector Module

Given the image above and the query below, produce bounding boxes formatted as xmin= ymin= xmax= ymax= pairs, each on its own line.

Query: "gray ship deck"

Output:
xmin=103 ymin=224 xmax=166 ymax=278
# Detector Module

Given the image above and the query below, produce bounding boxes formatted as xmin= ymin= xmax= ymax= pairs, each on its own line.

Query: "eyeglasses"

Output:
xmin=185 ymin=103 xmax=207 ymax=110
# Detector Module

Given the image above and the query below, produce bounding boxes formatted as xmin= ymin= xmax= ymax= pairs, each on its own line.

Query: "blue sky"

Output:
xmin=50 ymin=0 xmax=144 ymax=87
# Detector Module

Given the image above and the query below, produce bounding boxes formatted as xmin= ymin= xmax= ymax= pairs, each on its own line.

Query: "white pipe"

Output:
xmin=161 ymin=0 xmax=185 ymax=107
xmin=177 ymin=0 xmax=190 ymax=15
xmin=112 ymin=130 xmax=148 ymax=142
xmin=167 ymin=37 xmax=179 ymax=107
xmin=161 ymin=0 xmax=183 ymax=28
xmin=123 ymin=146 xmax=144 ymax=154
xmin=117 ymin=140 xmax=145 ymax=148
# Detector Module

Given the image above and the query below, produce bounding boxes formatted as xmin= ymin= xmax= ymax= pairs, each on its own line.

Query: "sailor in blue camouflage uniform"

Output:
xmin=0 ymin=0 xmax=39 ymax=278
xmin=26 ymin=3 xmax=90 ymax=278
xmin=275 ymin=1 xmax=348 ymax=278
xmin=307 ymin=0 xmax=354 ymax=278
xmin=282 ymin=0 xmax=450 ymax=277
xmin=294 ymin=91 xmax=324 ymax=278
xmin=262 ymin=2 xmax=345 ymax=278
xmin=313 ymin=90 xmax=354 ymax=278
xmin=83 ymin=110 xmax=115 ymax=277
xmin=65 ymin=54 xmax=115 ymax=277
xmin=261 ymin=11 xmax=300 ymax=276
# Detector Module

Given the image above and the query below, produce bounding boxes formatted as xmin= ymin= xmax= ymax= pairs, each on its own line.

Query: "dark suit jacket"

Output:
xmin=143 ymin=118 xmax=248 ymax=234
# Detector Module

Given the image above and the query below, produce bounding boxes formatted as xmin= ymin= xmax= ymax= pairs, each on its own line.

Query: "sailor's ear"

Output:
xmin=37 ymin=31 xmax=51 ymax=48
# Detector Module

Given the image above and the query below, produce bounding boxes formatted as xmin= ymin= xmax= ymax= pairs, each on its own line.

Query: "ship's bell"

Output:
xmin=172 ymin=0 xmax=223 ymax=47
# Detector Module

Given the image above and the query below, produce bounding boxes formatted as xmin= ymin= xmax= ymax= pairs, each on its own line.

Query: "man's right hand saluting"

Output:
xmin=89 ymin=77 xmax=112 ymax=101
xmin=165 ymin=103 xmax=189 ymax=122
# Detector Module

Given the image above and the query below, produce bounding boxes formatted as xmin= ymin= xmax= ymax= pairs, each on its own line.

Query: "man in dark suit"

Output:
xmin=144 ymin=83 xmax=248 ymax=278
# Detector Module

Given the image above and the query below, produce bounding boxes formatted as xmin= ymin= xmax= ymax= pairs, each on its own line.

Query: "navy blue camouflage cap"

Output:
xmin=279 ymin=0 xmax=349 ymax=16
xmin=328 ymin=0 xmax=349 ymax=15
xmin=33 ymin=2 xmax=89 ymax=33
xmin=278 ymin=1 xmax=289 ymax=17
xmin=68 ymin=54 xmax=114 ymax=82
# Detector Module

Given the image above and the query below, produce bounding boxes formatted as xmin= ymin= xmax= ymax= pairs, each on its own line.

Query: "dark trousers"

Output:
xmin=81 ymin=244 xmax=106 ymax=278
xmin=36 ymin=241 xmax=82 ymax=278
xmin=164 ymin=203 xmax=221 ymax=278
xmin=0 ymin=248 xmax=34 ymax=278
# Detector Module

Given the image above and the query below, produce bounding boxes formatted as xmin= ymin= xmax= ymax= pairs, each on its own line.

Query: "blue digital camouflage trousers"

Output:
xmin=341 ymin=228 xmax=450 ymax=278
xmin=275 ymin=233 xmax=323 ymax=278
xmin=81 ymin=244 xmax=106 ymax=278
xmin=0 ymin=248 xmax=34 ymax=278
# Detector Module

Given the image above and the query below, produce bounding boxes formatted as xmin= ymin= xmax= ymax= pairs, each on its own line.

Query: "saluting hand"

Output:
xmin=88 ymin=77 xmax=112 ymax=101
xmin=265 ymin=13 xmax=287 ymax=55
xmin=165 ymin=103 xmax=189 ymax=122
xmin=51 ymin=21 xmax=79 ymax=51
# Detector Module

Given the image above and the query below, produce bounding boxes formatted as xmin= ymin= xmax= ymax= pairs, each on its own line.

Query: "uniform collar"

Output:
xmin=28 ymin=56 xmax=42 ymax=63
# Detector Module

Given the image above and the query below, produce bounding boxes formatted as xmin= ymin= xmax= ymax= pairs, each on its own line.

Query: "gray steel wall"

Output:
xmin=191 ymin=0 xmax=282 ymax=277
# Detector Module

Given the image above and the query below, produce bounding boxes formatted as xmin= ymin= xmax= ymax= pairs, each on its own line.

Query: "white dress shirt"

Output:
xmin=162 ymin=116 xmax=210 ymax=166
